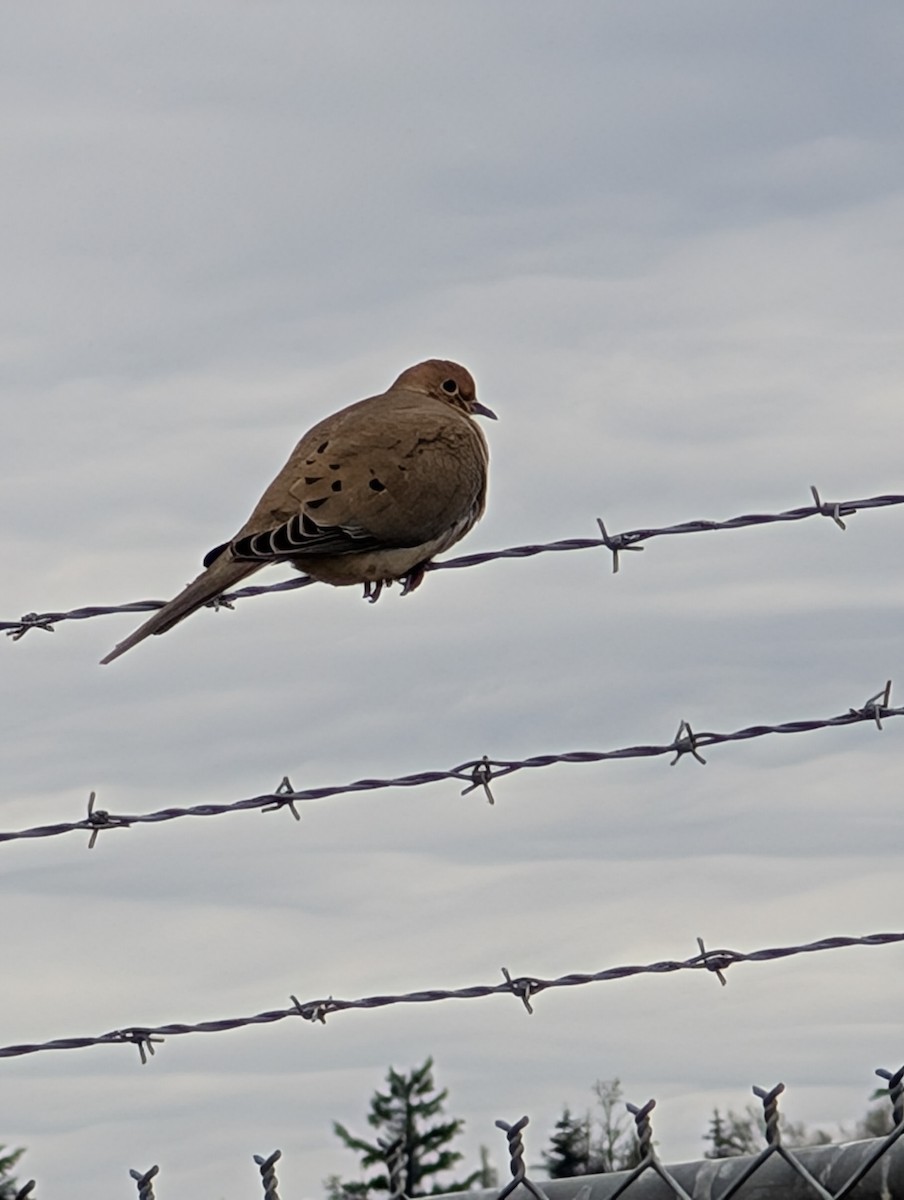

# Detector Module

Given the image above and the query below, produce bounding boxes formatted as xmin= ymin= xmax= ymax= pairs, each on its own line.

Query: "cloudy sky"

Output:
xmin=3 ymin=2 xmax=904 ymax=1196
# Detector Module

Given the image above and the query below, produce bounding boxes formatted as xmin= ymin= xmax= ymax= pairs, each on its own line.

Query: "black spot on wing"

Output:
xmin=203 ymin=540 xmax=230 ymax=568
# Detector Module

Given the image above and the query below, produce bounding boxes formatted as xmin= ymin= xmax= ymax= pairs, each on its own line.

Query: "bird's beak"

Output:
xmin=471 ymin=400 xmax=498 ymax=420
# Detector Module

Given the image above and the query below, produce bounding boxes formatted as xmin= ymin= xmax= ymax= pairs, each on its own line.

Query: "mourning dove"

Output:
xmin=100 ymin=359 xmax=495 ymax=664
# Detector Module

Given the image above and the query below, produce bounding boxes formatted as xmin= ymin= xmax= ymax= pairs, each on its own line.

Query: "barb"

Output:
xmin=0 ymin=929 xmax=901 ymax=1063
xmin=595 ymin=516 xmax=644 ymax=574
xmin=858 ymin=681 xmax=893 ymax=732
xmin=261 ymin=776 xmax=302 ymax=821
xmin=500 ymin=967 xmax=537 ymax=1014
xmin=695 ymin=936 xmax=730 ymax=987
xmin=461 ymin=756 xmax=496 ymax=805
xmin=0 ymin=684 xmax=897 ymax=847
xmin=84 ymin=790 xmax=131 ymax=849
xmin=670 ymin=720 xmax=707 ymax=766
xmin=3 ymin=490 xmax=903 ymax=637
xmin=5 ymin=612 xmax=55 ymax=640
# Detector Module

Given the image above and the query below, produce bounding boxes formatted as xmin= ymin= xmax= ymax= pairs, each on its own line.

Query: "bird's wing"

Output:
xmin=217 ymin=390 xmax=489 ymax=561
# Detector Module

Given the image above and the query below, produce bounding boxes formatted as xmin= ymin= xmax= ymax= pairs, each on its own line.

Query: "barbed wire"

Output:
xmin=3 ymin=488 xmax=902 ymax=639
xmin=1 ymin=929 xmax=902 ymax=1063
xmin=0 ymin=681 xmax=895 ymax=848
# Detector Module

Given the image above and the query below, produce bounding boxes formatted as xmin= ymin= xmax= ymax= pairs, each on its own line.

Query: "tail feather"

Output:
xmin=100 ymin=556 xmax=261 ymax=664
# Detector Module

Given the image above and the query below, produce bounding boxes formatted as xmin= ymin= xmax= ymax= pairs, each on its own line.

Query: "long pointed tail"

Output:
xmin=100 ymin=556 xmax=261 ymax=664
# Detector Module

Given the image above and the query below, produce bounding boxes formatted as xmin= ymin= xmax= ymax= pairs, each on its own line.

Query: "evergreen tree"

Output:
xmin=703 ymin=1104 xmax=831 ymax=1159
xmin=541 ymin=1080 xmax=641 ymax=1178
xmin=0 ymin=1145 xmax=27 ymax=1200
xmin=541 ymin=1107 xmax=593 ymax=1178
xmin=704 ymin=1108 xmax=759 ymax=1158
xmin=474 ymin=1146 xmax=498 ymax=1190
xmin=330 ymin=1058 xmax=481 ymax=1197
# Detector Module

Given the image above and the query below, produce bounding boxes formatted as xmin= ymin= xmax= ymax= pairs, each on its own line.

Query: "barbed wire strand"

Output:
xmin=0 ymin=682 xmax=896 ymax=848
xmin=1 ymin=929 xmax=902 ymax=1063
xmin=3 ymin=489 xmax=903 ymax=639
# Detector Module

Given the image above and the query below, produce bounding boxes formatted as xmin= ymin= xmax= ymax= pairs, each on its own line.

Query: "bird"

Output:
xmin=100 ymin=359 xmax=496 ymax=664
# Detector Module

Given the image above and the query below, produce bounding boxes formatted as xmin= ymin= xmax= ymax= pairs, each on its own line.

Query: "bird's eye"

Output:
xmin=441 ymin=379 xmax=458 ymax=394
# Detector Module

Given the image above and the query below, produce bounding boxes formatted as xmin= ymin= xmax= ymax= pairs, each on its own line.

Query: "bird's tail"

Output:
xmin=100 ymin=556 xmax=261 ymax=664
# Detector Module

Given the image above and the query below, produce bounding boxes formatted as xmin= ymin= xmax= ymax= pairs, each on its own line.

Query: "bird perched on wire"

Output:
xmin=100 ymin=359 xmax=496 ymax=664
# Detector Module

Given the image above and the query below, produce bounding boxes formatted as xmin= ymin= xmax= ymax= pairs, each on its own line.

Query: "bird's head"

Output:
xmin=393 ymin=359 xmax=497 ymax=420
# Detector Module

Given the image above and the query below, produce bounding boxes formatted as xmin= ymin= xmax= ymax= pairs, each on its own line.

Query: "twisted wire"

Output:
xmin=253 ymin=1150 xmax=282 ymax=1200
xmin=0 ymin=687 xmax=896 ymax=847
xmin=1 ymin=929 xmax=901 ymax=1062
xmin=488 ymin=1067 xmax=904 ymax=1200
xmin=3 ymin=490 xmax=902 ymax=638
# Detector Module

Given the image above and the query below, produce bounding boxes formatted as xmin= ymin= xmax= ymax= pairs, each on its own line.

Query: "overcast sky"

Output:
xmin=3 ymin=3 xmax=904 ymax=1197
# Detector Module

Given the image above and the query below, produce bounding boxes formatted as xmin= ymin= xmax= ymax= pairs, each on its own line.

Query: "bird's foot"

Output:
xmin=361 ymin=563 xmax=428 ymax=603
xmin=363 ymin=578 xmax=392 ymax=604
xmin=399 ymin=562 xmax=428 ymax=596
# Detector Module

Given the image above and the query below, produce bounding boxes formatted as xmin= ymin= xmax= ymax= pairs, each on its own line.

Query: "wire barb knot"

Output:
xmin=461 ymin=756 xmax=497 ymax=804
xmin=262 ymin=776 xmax=302 ymax=820
xmin=13 ymin=1183 xmax=36 ymax=1199
xmin=852 ymin=680 xmax=893 ymax=731
xmin=6 ymin=612 xmax=56 ymax=640
xmin=115 ymin=1028 xmax=165 ymax=1064
xmin=253 ymin=1149 xmax=282 ymax=1200
xmin=500 ymin=967 xmax=537 ymax=1014
xmin=596 ymin=516 xmax=644 ymax=573
xmin=810 ymin=485 xmax=855 ymax=530
xmin=204 ymin=594 xmax=235 ymax=612
xmin=695 ymin=936 xmax=732 ymax=986
xmin=670 ymin=720 xmax=707 ymax=766
xmin=290 ymin=994 xmax=334 ymax=1024
xmin=84 ymin=791 xmax=131 ymax=849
